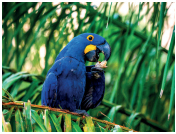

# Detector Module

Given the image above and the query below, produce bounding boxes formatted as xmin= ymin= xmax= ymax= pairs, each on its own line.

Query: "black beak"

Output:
xmin=96 ymin=42 xmax=111 ymax=61
xmin=85 ymin=41 xmax=111 ymax=62
xmin=84 ymin=50 xmax=99 ymax=62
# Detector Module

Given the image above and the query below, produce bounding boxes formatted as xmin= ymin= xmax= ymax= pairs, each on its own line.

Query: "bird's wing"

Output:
xmin=81 ymin=65 xmax=105 ymax=111
xmin=41 ymin=72 xmax=57 ymax=107
xmin=41 ymin=57 xmax=85 ymax=111
xmin=41 ymin=58 xmax=64 ymax=107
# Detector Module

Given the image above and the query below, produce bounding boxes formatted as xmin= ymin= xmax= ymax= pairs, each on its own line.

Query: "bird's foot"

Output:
xmin=91 ymin=67 xmax=104 ymax=72
xmin=75 ymin=109 xmax=90 ymax=116
xmin=91 ymin=67 xmax=104 ymax=79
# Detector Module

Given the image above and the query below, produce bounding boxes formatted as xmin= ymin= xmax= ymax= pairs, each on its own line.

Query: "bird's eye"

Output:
xmin=87 ymin=35 xmax=94 ymax=41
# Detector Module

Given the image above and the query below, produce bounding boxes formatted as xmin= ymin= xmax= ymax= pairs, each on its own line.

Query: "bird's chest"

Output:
xmin=55 ymin=57 xmax=86 ymax=93
xmin=63 ymin=58 xmax=85 ymax=80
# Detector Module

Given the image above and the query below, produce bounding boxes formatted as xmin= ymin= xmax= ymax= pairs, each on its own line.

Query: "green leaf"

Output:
xmin=21 ymin=81 xmax=39 ymax=102
xmin=2 ymin=72 xmax=37 ymax=96
xmin=33 ymin=124 xmax=45 ymax=132
xmin=43 ymin=109 xmax=51 ymax=132
xmin=57 ymin=114 xmax=63 ymax=124
xmin=2 ymin=88 xmax=14 ymax=102
xmin=2 ymin=72 xmax=27 ymax=95
xmin=157 ymin=2 xmax=166 ymax=57
xmin=15 ymin=108 xmax=25 ymax=132
xmin=2 ymin=113 xmax=11 ymax=132
xmin=29 ymin=84 xmax=43 ymax=98
xmin=72 ymin=120 xmax=83 ymax=132
xmin=76 ymin=117 xmax=81 ymax=126
xmin=160 ymin=26 xmax=175 ymax=98
xmin=64 ymin=114 xmax=72 ymax=132
xmin=6 ymin=122 xmax=12 ymax=132
xmin=127 ymin=113 xmax=145 ymax=129
xmin=10 ymin=80 xmax=22 ymax=99
xmin=96 ymin=122 xmax=106 ymax=132
xmin=107 ymin=105 xmax=124 ymax=122
xmin=83 ymin=116 xmax=95 ymax=132
xmin=2 ymin=72 xmax=12 ymax=81
xmin=106 ymin=2 xmax=112 ymax=28
xmin=130 ymin=71 xmax=141 ymax=110
xmin=168 ymin=66 xmax=175 ymax=120
xmin=31 ymin=109 xmax=47 ymax=132
xmin=4 ymin=107 xmax=15 ymax=122
xmin=49 ymin=113 xmax=62 ymax=132
xmin=136 ymin=61 xmax=151 ymax=112
xmin=24 ymin=101 xmax=33 ymax=132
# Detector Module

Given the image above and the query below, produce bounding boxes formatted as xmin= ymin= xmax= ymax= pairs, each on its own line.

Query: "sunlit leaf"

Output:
xmin=24 ymin=101 xmax=33 ymax=132
xmin=15 ymin=109 xmax=25 ymax=132
xmin=64 ymin=114 xmax=72 ymax=132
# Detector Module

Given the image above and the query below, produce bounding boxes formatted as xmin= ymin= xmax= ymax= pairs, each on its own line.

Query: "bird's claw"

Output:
xmin=91 ymin=67 xmax=104 ymax=79
xmin=75 ymin=109 xmax=90 ymax=116
xmin=91 ymin=67 xmax=104 ymax=72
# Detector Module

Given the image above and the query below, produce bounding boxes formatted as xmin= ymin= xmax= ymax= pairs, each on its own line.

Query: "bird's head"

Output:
xmin=58 ymin=33 xmax=111 ymax=63
xmin=80 ymin=33 xmax=111 ymax=62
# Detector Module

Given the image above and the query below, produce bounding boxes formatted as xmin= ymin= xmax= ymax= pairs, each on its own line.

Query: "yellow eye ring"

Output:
xmin=87 ymin=35 xmax=94 ymax=41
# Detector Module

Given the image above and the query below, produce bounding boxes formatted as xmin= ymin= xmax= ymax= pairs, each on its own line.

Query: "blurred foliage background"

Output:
xmin=2 ymin=2 xmax=175 ymax=132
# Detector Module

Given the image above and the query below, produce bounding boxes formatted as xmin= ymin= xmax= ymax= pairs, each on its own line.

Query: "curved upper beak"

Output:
xmin=97 ymin=42 xmax=111 ymax=61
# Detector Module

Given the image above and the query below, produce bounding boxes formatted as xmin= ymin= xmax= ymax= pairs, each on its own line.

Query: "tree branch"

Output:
xmin=2 ymin=101 xmax=136 ymax=132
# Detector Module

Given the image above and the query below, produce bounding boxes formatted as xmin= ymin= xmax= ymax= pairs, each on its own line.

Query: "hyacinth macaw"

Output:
xmin=41 ymin=33 xmax=111 ymax=115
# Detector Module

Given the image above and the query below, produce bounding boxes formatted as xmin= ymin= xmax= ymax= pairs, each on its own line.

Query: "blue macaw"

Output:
xmin=41 ymin=33 xmax=111 ymax=115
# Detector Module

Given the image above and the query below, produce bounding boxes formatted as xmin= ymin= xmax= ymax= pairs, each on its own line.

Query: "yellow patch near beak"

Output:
xmin=84 ymin=44 xmax=97 ymax=55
